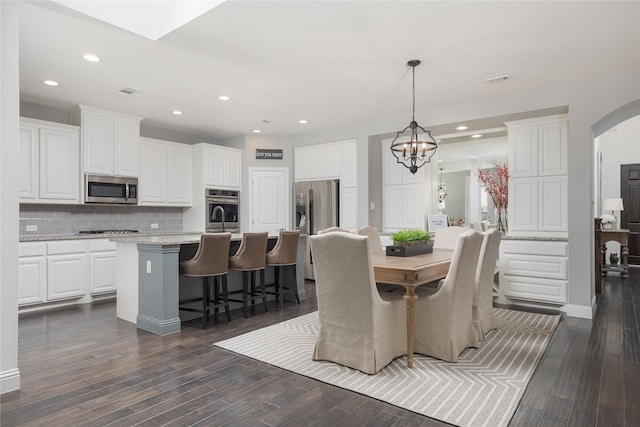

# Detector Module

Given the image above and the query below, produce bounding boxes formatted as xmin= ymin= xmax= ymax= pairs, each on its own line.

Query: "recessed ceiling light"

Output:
xmin=438 ymin=159 xmax=443 ymax=162
xmin=83 ymin=54 xmax=101 ymax=62
xmin=298 ymin=119 xmax=308 ymax=124
xmin=252 ymin=129 xmax=261 ymax=133
xmin=42 ymin=80 xmax=59 ymax=86
xmin=456 ymin=126 xmax=468 ymax=131
xmin=218 ymin=95 xmax=230 ymax=101
xmin=171 ymin=110 xmax=183 ymax=115
xmin=471 ymin=134 xmax=483 ymax=138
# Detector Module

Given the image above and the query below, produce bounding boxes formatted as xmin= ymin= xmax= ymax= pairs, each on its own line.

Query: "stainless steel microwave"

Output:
xmin=85 ymin=174 xmax=138 ymax=205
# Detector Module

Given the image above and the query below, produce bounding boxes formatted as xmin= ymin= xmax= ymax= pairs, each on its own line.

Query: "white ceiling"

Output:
xmin=19 ymin=1 xmax=640 ymax=143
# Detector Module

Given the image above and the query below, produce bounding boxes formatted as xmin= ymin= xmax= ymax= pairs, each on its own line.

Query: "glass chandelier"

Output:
xmin=438 ymin=168 xmax=448 ymax=202
xmin=390 ymin=60 xmax=438 ymax=174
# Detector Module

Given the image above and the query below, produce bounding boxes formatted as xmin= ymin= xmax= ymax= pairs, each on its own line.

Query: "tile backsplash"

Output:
xmin=20 ymin=204 xmax=184 ymax=237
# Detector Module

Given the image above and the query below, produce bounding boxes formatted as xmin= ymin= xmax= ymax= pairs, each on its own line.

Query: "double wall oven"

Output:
xmin=206 ymin=189 xmax=240 ymax=232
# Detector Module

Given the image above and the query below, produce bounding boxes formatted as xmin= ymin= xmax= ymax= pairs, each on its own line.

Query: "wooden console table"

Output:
xmin=599 ymin=229 xmax=630 ymax=279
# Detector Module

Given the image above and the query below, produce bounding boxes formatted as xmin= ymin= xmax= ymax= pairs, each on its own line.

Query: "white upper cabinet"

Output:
xmin=294 ymin=145 xmax=318 ymax=181
xmin=195 ymin=143 xmax=242 ymax=189
xmin=71 ymin=105 xmax=142 ymax=177
xmin=340 ymin=140 xmax=357 ymax=188
xmin=381 ymin=140 xmax=424 ymax=185
xmin=20 ymin=124 xmax=38 ymax=200
xmin=20 ymin=118 xmax=80 ymax=204
xmin=507 ymin=114 xmax=568 ymax=178
xmin=139 ymin=137 xmax=193 ymax=206
xmin=317 ymin=143 xmax=341 ymax=179
xmin=506 ymin=114 xmax=568 ymax=236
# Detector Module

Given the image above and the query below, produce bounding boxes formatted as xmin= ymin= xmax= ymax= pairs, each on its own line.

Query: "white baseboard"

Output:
xmin=0 ymin=368 xmax=20 ymax=394
xmin=560 ymin=302 xmax=594 ymax=319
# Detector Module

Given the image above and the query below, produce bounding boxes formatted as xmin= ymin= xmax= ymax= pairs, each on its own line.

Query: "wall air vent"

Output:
xmin=115 ymin=86 xmax=141 ymax=96
xmin=484 ymin=75 xmax=510 ymax=84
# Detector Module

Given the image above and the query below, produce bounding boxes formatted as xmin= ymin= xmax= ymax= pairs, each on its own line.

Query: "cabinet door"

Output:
xmin=538 ymin=121 xmax=568 ymax=176
xmin=509 ymin=125 xmax=538 ymax=178
xmin=402 ymin=184 xmax=424 ymax=229
xmin=90 ymin=251 xmax=116 ymax=294
xmin=47 ymin=253 xmax=87 ymax=300
xmin=38 ymin=127 xmax=79 ymax=203
xmin=167 ymin=146 xmax=193 ymax=205
xmin=382 ymin=141 xmax=403 ymax=186
xmin=340 ymin=140 xmax=357 ymax=188
xmin=294 ymin=146 xmax=317 ymax=181
xmin=20 ymin=124 xmax=38 ymax=200
xmin=340 ymin=187 xmax=358 ymax=230
xmin=317 ymin=143 xmax=341 ymax=179
xmin=113 ymin=118 xmax=140 ymax=177
xmin=139 ymin=142 xmax=168 ymax=204
xmin=383 ymin=186 xmax=404 ymax=231
xmin=223 ymin=150 xmax=241 ymax=188
xmin=82 ymin=111 xmax=114 ymax=175
xmin=539 ymin=176 xmax=568 ymax=231
xmin=509 ymin=178 xmax=538 ymax=231
xmin=204 ymin=146 xmax=224 ymax=187
xmin=18 ymin=256 xmax=46 ymax=305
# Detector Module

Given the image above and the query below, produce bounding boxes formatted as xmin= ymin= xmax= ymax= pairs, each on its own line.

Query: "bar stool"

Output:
xmin=228 ymin=232 xmax=269 ymax=318
xmin=179 ymin=232 xmax=231 ymax=329
xmin=266 ymin=230 xmax=301 ymax=304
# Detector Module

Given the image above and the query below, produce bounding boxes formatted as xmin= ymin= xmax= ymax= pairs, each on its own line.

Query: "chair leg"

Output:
xmin=202 ymin=277 xmax=209 ymax=330
xmin=274 ymin=267 xmax=281 ymax=301
xmin=260 ymin=269 xmax=268 ymax=313
xmin=221 ymin=274 xmax=231 ymax=323
xmin=213 ymin=275 xmax=219 ymax=315
xmin=291 ymin=264 xmax=300 ymax=304
xmin=242 ymin=271 xmax=249 ymax=318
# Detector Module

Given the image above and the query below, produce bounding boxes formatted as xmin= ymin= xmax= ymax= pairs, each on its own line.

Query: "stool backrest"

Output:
xmin=230 ymin=232 xmax=269 ymax=270
xmin=267 ymin=230 xmax=300 ymax=265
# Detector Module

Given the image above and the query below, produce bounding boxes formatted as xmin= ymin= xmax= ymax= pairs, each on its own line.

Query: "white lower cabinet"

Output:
xmin=340 ymin=187 xmax=358 ymax=230
xmin=18 ymin=239 xmax=117 ymax=308
xmin=89 ymin=240 xmax=117 ymax=294
xmin=499 ymin=240 xmax=568 ymax=304
xmin=18 ymin=243 xmax=46 ymax=305
xmin=46 ymin=241 xmax=87 ymax=301
xmin=382 ymin=184 xmax=423 ymax=232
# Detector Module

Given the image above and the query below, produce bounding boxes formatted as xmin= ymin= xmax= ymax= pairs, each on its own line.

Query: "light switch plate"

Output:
xmin=146 ymin=260 xmax=151 ymax=273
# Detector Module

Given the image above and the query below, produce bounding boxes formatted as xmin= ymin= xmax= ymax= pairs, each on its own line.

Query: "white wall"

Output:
xmin=1 ymin=1 xmax=20 ymax=394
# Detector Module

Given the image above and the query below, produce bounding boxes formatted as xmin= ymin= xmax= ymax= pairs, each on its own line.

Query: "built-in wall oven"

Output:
xmin=206 ymin=189 xmax=240 ymax=232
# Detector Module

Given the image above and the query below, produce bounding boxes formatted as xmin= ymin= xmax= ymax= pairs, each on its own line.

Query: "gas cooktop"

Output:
xmin=79 ymin=229 xmax=139 ymax=235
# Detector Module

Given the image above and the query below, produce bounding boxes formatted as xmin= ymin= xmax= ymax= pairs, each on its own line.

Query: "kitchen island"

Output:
xmin=112 ymin=233 xmax=306 ymax=335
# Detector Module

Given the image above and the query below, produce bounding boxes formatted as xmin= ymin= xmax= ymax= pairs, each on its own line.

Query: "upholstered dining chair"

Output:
xmin=317 ymin=226 xmax=350 ymax=234
xmin=473 ymin=229 xmax=502 ymax=341
xmin=413 ymin=229 xmax=483 ymax=362
xmin=309 ymin=232 xmax=407 ymax=374
xmin=179 ymin=232 xmax=232 ymax=329
xmin=433 ymin=225 xmax=467 ymax=250
xmin=357 ymin=226 xmax=385 ymax=255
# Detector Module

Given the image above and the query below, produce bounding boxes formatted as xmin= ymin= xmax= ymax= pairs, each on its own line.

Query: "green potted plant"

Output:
xmin=609 ymin=252 xmax=619 ymax=268
xmin=387 ymin=229 xmax=433 ymax=257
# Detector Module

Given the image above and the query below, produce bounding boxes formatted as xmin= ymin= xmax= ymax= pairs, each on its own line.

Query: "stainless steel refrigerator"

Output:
xmin=294 ymin=179 xmax=340 ymax=279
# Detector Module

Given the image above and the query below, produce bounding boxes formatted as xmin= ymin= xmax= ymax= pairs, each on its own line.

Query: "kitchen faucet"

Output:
xmin=212 ymin=205 xmax=226 ymax=232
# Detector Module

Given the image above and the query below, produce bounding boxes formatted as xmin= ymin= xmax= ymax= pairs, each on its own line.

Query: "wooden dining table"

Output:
xmin=372 ymin=249 xmax=454 ymax=368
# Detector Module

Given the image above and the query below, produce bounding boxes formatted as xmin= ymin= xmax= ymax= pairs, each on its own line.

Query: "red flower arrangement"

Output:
xmin=476 ymin=163 xmax=509 ymax=230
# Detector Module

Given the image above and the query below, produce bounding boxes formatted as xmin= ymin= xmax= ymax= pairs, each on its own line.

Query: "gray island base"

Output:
xmin=113 ymin=233 xmax=306 ymax=335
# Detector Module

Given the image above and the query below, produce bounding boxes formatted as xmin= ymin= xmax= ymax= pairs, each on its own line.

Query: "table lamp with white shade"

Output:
xmin=602 ymin=197 xmax=624 ymax=228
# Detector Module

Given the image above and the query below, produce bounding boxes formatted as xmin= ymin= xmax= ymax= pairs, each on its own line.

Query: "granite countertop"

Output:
xmin=502 ymin=235 xmax=568 ymax=242
xmin=19 ymin=230 xmax=203 ymax=243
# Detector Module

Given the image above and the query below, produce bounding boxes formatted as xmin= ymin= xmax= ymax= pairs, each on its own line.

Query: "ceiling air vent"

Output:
xmin=115 ymin=86 xmax=141 ymax=96
xmin=484 ymin=75 xmax=510 ymax=84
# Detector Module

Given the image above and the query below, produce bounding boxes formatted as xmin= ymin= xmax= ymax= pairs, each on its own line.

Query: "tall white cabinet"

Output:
xmin=506 ymin=114 xmax=568 ymax=237
xmin=19 ymin=118 xmax=80 ymax=204
xmin=381 ymin=140 xmax=425 ymax=232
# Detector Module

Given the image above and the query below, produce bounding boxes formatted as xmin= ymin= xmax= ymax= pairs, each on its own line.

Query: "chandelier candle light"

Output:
xmin=390 ymin=60 xmax=438 ymax=174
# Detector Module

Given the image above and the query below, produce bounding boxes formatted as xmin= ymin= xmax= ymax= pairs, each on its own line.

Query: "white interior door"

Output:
xmin=249 ymin=167 xmax=290 ymax=232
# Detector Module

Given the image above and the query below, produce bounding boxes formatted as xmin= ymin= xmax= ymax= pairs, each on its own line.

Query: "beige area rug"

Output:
xmin=214 ymin=308 xmax=560 ymax=427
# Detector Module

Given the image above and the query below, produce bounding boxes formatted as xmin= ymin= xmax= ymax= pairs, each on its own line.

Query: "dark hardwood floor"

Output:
xmin=1 ymin=269 xmax=639 ymax=427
